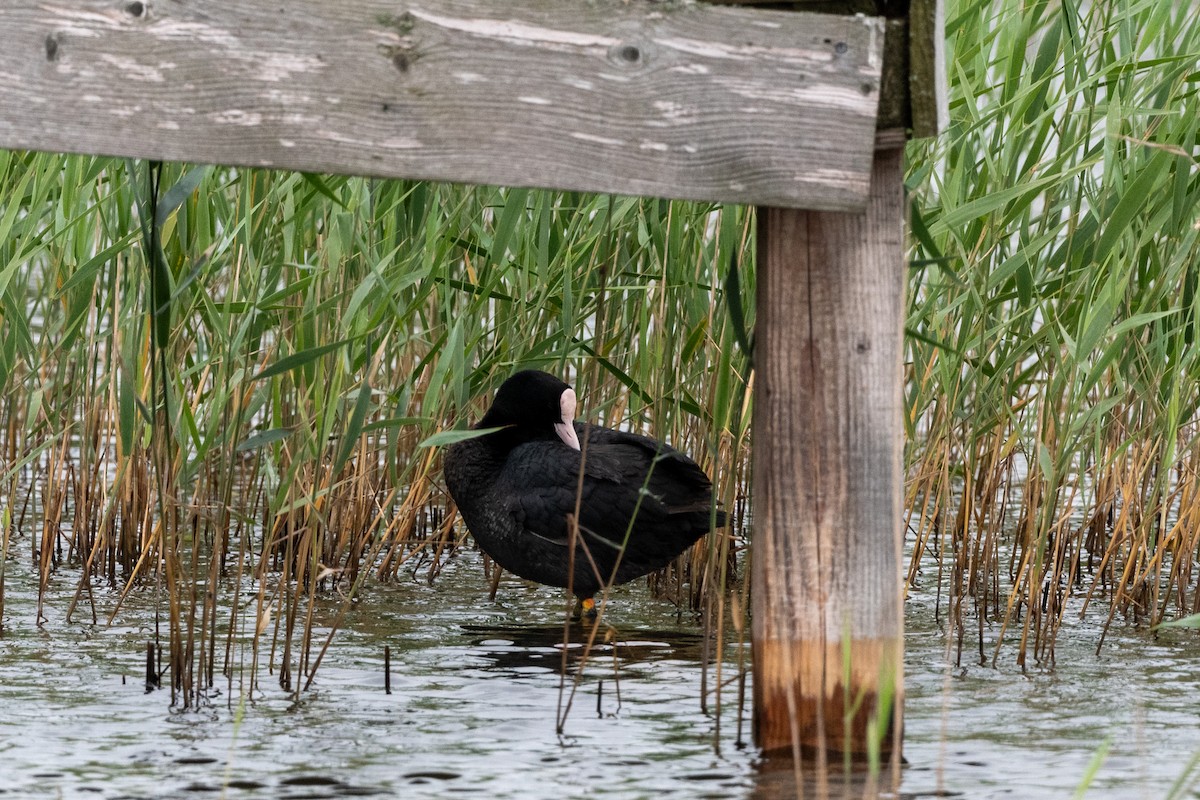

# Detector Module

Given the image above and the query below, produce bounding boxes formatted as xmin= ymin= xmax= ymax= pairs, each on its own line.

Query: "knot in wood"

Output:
xmin=125 ymin=1 xmax=146 ymax=17
xmin=379 ymin=44 xmax=417 ymax=73
xmin=608 ymin=42 xmax=644 ymax=67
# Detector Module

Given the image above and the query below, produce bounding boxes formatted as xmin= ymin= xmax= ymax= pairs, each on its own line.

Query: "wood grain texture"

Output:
xmin=908 ymin=0 xmax=947 ymax=137
xmin=876 ymin=18 xmax=910 ymax=131
xmin=0 ymin=0 xmax=884 ymax=210
xmin=752 ymin=147 xmax=905 ymax=758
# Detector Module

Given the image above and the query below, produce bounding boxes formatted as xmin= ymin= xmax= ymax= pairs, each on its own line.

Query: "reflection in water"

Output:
xmin=1 ymin=551 xmax=1200 ymax=798
xmin=0 ymin=556 xmax=756 ymax=799
xmin=459 ymin=621 xmax=706 ymax=673
xmin=750 ymin=758 xmax=915 ymax=800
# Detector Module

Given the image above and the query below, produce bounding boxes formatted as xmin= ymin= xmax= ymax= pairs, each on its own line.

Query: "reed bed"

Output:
xmin=0 ymin=154 xmax=753 ymax=703
xmin=1 ymin=0 xmax=1199 ymax=704
xmin=906 ymin=0 xmax=1200 ymax=666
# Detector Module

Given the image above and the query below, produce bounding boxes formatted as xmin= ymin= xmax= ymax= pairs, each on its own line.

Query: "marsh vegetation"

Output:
xmin=1 ymin=0 xmax=1200 ymax=794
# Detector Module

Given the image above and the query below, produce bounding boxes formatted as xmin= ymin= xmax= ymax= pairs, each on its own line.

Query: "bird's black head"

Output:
xmin=478 ymin=370 xmax=580 ymax=450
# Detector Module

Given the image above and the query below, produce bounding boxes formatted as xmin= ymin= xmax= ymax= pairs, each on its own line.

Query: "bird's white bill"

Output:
xmin=555 ymin=388 xmax=581 ymax=450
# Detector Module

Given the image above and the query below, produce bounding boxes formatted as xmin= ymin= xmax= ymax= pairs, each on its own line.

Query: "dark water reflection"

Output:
xmin=2 ymin=549 xmax=1200 ymax=799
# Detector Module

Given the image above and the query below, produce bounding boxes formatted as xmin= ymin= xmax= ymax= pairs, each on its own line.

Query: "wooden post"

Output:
xmin=752 ymin=145 xmax=906 ymax=760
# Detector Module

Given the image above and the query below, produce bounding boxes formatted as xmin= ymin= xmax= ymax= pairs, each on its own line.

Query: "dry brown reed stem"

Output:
xmin=904 ymin=444 xmax=946 ymax=590
xmin=556 ymin=514 xmax=584 ymax=733
xmin=1098 ymin=437 xmax=1200 ymax=631
xmin=223 ymin=470 xmax=254 ymax=697
xmin=300 ymin=483 xmax=415 ymax=694
xmin=0 ymin=478 xmax=11 ymax=631
xmin=3 ymin=164 xmax=747 ymax=702
xmin=37 ymin=433 xmax=71 ymax=624
xmin=1092 ymin=444 xmax=1157 ymax=647
xmin=297 ymin=523 xmax=319 ymax=700
xmin=1163 ymin=468 xmax=1200 ymax=618
xmin=200 ymin=483 xmax=228 ymax=694
xmin=376 ymin=447 xmax=440 ymax=580
xmin=906 ymin=349 xmax=1200 ymax=664
xmin=698 ymin=423 xmax=745 ymax=731
xmin=423 ymin=507 xmax=465 ymax=586
xmin=555 ymin=530 xmax=619 ymax=736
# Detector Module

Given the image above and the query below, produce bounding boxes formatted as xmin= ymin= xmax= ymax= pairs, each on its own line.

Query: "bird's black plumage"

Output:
xmin=443 ymin=370 xmax=724 ymax=602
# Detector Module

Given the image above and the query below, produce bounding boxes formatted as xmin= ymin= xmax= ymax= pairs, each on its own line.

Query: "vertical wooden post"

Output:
xmin=752 ymin=146 xmax=906 ymax=760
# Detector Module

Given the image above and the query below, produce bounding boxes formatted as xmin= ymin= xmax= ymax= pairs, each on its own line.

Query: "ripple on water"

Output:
xmin=3 ymin=550 xmax=1200 ymax=798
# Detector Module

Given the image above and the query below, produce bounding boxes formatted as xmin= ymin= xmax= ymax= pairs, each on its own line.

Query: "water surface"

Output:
xmin=2 ymin=550 xmax=1199 ymax=799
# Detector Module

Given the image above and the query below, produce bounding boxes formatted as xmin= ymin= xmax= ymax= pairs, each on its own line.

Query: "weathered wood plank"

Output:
xmin=0 ymin=0 xmax=884 ymax=210
xmin=752 ymin=147 xmax=905 ymax=759
xmin=876 ymin=18 xmax=910 ymax=131
xmin=909 ymin=0 xmax=948 ymax=137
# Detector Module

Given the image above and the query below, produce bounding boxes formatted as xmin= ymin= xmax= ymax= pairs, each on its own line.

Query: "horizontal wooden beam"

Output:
xmin=711 ymin=0 xmax=946 ymax=138
xmin=0 ymin=0 xmax=884 ymax=210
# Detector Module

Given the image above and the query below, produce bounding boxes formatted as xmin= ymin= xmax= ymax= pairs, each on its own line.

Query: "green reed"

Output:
xmin=2 ymin=0 xmax=1198 ymax=698
xmin=0 ymin=154 xmax=753 ymax=701
xmin=906 ymin=0 xmax=1200 ymax=665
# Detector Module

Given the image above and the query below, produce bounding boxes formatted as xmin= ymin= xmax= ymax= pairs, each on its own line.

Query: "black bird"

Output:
xmin=443 ymin=370 xmax=724 ymax=615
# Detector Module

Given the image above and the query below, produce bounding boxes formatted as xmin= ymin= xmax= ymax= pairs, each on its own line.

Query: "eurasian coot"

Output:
xmin=443 ymin=370 xmax=724 ymax=613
